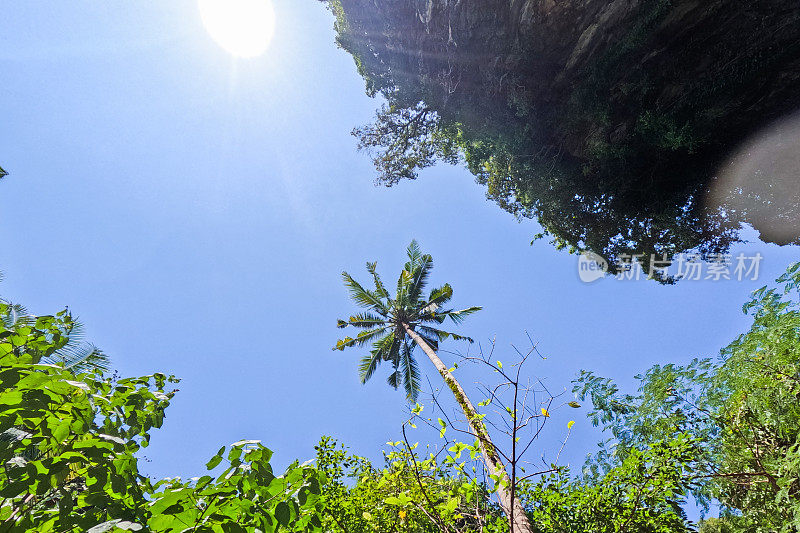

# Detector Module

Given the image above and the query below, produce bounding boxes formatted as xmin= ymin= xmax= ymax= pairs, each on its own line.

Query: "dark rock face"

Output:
xmin=547 ymin=0 xmax=800 ymax=160
xmin=327 ymin=0 xmax=800 ymax=277
xmin=345 ymin=0 xmax=800 ymax=149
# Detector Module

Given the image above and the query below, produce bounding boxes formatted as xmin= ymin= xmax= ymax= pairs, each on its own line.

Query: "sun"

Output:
xmin=198 ymin=0 xmax=276 ymax=58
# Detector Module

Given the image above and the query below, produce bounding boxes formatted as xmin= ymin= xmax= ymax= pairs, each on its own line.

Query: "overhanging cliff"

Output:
xmin=325 ymin=0 xmax=800 ymax=278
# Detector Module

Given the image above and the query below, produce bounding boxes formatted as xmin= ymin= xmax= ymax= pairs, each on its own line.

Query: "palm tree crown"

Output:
xmin=334 ymin=240 xmax=481 ymax=401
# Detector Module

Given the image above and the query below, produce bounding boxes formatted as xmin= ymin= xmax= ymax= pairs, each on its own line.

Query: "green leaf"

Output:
xmin=53 ymin=418 xmax=71 ymax=442
xmin=274 ymin=501 xmax=292 ymax=526
xmin=385 ymin=493 xmax=412 ymax=506
xmin=87 ymin=521 xmax=143 ymax=533
xmin=206 ymin=446 xmax=226 ymax=470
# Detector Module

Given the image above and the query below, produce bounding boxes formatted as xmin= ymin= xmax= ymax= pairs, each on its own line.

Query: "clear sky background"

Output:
xmin=1 ymin=0 xmax=798 ymax=505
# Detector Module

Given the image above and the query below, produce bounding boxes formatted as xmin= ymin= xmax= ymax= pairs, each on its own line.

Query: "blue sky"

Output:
xmin=1 ymin=0 xmax=798 ymax=499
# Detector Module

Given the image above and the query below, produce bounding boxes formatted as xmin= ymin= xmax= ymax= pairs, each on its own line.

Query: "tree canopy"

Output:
xmin=575 ymin=262 xmax=800 ymax=530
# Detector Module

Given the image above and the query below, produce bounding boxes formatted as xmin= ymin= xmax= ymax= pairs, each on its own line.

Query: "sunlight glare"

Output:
xmin=198 ymin=0 xmax=275 ymax=58
xmin=707 ymin=111 xmax=800 ymax=245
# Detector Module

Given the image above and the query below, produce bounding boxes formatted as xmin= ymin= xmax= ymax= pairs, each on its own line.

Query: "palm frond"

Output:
xmin=405 ymin=240 xmax=422 ymax=266
xmin=443 ymin=306 xmax=483 ymax=325
xmin=401 ymin=342 xmax=421 ymax=402
xmin=396 ymin=240 xmax=427 ymax=306
xmin=395 ymin=268 xmax=413 ymax=307
xmin=429 ymin=313 xmax=447 ymax=325
xmin=333 ymin=327 xmax=388 ymax=351
xmin=425 ymin=327 xmax=475 ymax=344
xmin=0 ymin=301 xmax=112 ymax=372
xmin=342 ymin=271 xmax=389 ymax=314
xmin=417 ymin=323 xmax=475 ymax=344
xmin=385 ymin=334 xmax=401 ymax=364
xmin=358 ymin=351 xmax=383 ymax=384
xmin=60 ymin=316 xmax=111 ymax=371
xmin=358 ymin=332 xmax=397 ymax=383
xmin=0 ymin=166 xmax=7 ymax=179
xmin=366 ymin=262 xmax=390 ymax=299
xmin=0 ymin=301 xmax=33 ymax=328
xmin=415 ymin=326 xmax=442 ymax=352
xmin=427 ymin=284 xmax=453 ymax=307
xmin=386 ymin=355 xmax=401 ymax=389
xmin=49 ymin=318 xmax=111 ymax=372
xmin=407 ymin=253 xmax=433 ymax=305
xmin=338 ymin=312 xmax=388 ymax=329
xmin=51 ymin=344 xmax=111 ymax=373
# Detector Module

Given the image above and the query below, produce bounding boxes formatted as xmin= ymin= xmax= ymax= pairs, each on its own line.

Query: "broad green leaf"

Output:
xmin=274 ymin=501 xmax=292 ymax=526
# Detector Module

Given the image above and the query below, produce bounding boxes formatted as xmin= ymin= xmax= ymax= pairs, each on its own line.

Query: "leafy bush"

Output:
xmin=0 ymin=302 xmax=324 ymax=532
xmin=575 ymin=262 xmax=800 ymax=531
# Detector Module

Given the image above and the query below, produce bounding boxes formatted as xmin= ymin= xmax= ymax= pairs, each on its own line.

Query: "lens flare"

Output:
xmin=707 ymin=112 xmax=800 ymax=246
xmin=198 ymin=0 xmax=275 ymax=58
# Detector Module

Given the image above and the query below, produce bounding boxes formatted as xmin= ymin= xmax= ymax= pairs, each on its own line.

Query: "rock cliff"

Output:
xmin=325 ymin=0 xmax=800 ymax=276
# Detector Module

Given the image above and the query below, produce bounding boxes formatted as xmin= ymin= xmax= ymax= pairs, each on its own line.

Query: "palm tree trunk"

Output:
xmin=402 ymin=323 xmax=533 ymax=533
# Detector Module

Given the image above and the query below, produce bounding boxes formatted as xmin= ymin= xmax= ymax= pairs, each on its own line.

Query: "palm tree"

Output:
xmin=334 ymin=241 xmax=534 ymax=533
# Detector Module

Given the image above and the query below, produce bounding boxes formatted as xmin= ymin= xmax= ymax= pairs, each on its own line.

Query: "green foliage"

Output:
xmin=522 ymin=438 xmax=693 ymax=532
xmin=315 ymin=432 xmax=697 ymax=533
xmin=7 ymin=243 xmax=800 ymax=532
xmin=0 ymin=301 xmax=324 ymax=532
xmin=0 ymin=287 xmax=110 ymax=372
xmin=146 ymin=442 xmax=323 ymax=533
xmin=698 ymin=516 xmax=738 ymax=533
xmin=315 ymin=436 xmax=506 ymax=533
xmin=574 ymin=262 xmax=800 ymax=531
xmin=354 ymin=103 xmax=460 ymax=184
xmin=0 ymin=302 xmax=174 ymax=531
xmin=341 ymin=60 xmax=744 ymax=282
xmin=334 ymin=241 xmax=480 ymax=401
